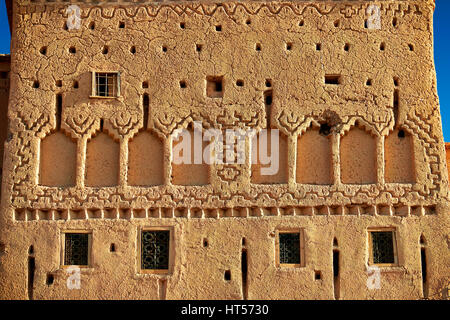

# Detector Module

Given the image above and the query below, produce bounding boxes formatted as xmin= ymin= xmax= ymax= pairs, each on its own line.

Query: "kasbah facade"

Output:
xmin=0 ymin=0 xmax=448 ymax=300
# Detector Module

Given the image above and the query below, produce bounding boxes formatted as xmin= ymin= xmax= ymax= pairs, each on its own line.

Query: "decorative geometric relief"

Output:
xmin=340 ymin=126 xmax=377 ymax=184
xmin=279 ymin=233 xmax=300 ymax=265
xmin=86 ymin=132 xmax=120 ymax=187
xmin=371 ymin=231 xmax=395 ymax=264
xmin=64 ymin=233 xmax=89 ymax=266
xmin=297 ymin=127 xmax=333 ymax=185
xmin=172 ymin=128 xmax=210 ymax=186
xmin=128 ymin=131 xmax=164 ymax=186
xmin=141 ymin=230 xmax=170 ymax=270
xmin=385 ymin=129 xmax=415 ymax=183
xmin=251 ymin=130 xmax=288 ymax=184
xmin=39 ymin=132 xmax=77 ymax=187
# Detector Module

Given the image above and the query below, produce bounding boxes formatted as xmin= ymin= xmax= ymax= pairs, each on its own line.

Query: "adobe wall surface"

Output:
xmin=0 ymin=56 xmax=10 ymax=196
xmin=0 ymin=0 xmax=449 ymax=299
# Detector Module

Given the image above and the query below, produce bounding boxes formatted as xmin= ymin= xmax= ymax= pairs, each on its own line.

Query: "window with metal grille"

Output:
xmin=370 ymin=231 xmax=396 ymax=264
xmin=141 ymin=230 xmax=170 ymax=270
xmin=64 ymin=233 xmax=89 ymax=266
xmin=93 ymin=72 xmax=120 ymax=97
xmin=279 ymin=232 xmax=301 ymax=264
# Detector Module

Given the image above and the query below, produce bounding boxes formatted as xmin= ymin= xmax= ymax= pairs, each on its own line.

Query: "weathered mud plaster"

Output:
xmin=0 ymin=0 xmax=449 ymax=300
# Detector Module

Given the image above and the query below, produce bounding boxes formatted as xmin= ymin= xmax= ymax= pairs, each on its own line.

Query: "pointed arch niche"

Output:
xmin=251 ymin=129 xmax=288 ymax=184
xmin=296 ymin=125 xmax=333 ymax=185
xmin=39 ymin=94 xmax=77 ymax=187
xmin=128 ymin=130 xmax=164 ymax=186
xmin=39 ymin=131 xmax=77 ymax=187
xmin=171 ymin=125 xmax=210 ymax=186
xmin=340 ymin=123 xmax=377 ymax=184
xmin=85 ymin=121 xmax=120 ymax=187
xmin=384 ymin=128 xmax=415 ymax=183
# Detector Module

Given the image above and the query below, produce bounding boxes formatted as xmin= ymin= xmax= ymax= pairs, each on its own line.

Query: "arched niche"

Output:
xmin=251 ymin=129 xmax=288 ymax=184
xmin=128 ymin=130 xmax=164 ymax=186
xmin=171 ymin=127 xmax=210 ymax=186
xmin=86 ymin=131 xmax=120 ymax=187
xmin=39 ymin=131 xmax=77 ymax=187
xmin=296 ymin=126 xmax=333 ymax=185
xmin=340 ymin=125 xmax=377 ymax=184
xmin=385 ymin=128 xmax=415 ymax=183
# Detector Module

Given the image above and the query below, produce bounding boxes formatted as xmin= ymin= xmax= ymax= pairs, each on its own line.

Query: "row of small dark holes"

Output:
xmin=31 ymin=77 xmax=398 ymax=90
xmin=142 ymin=79 xmax=272 ymax=89
xmin=39 ymin=41 xmax=414 ymax=57
xmin=77 ymin=17 xmax=402 ymax=31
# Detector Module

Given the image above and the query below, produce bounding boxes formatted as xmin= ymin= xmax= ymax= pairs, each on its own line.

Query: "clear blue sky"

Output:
xmin=0 ymin=0 xmax=449 ymax=140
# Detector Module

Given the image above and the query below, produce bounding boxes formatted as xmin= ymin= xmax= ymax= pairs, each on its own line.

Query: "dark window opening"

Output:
xmin=316 ymin=43 xmax=321 ymax=51
xmin=319 ymin=123 xmax=331 ymax=136
xmin=286 ymin=43 xmax=292 ymax=51
xmin=236 ymin=80 xmax=244 ymax=87
xmin=279 ymin=233 xmax=301 ymax=265
xmin=408 ymin=44 xmax=414 ymax=51
xmin=393 ymin=17 xmax=398 ymax=27
xmin=162 ymin=46 xmax=167 ymax=52
xmin=130 ymin=46 xmax=136 ymax=54
xmin=325 ymin=75 xmax=341 ymax=85
xmin=366 ymin=79 xmax=372 ymax=86
xmin=393 ymin=89 xmax=399 ymax=126
xmin=180 ymin=22 xmax=185 ymax=29
xmin=315 ymin=271 xmax=322 ymax=280
xmin=46 ymin=273 xmax=54 ymax=285
xmin=110 ymin=243 xmax=116 ymax=252
xmin=299 ymin=20 xmax=304 ymax=27
xmin=224 ymin=270 xmax=231 ymax=281
xmin=89 ymin=22 xmax=95 ymax=30
xmin=56 ymin=80 xmax=62 ymax=87
xmin=142 ymin=81 xmax=148 ymax=89
xmin=141 ymin=230 xmax=170 ymax=270
xmin=206 ymin=76 xmax=224 ymax=98
xmin=398 ymin=129 xmax=405 ymax=138
xmin=73 ymin=81 xmax=79 ymax=89
xmin=119 ymin=22 xmax=125 ymax=28
xmin=333 ymin=250 xmax=340 ymax=277
xmin=64 ymin=233 xmax=89 ymax=266
xmin=371 ymin=231 xmax=395 ymax=264
xmin=380 ymin=42 xmax=386 ymax=51
xmin=255 ymin=43 xmax=262 ymax=51
xmin=344 ymin=43 xmax=350 ymax=51
xmin=69 ymin=46 xmax=76 ymax=54
xmin=40 ymin=46 xmax=47 ymax=55
xmin=241 ymin=249 xmax=248 ymax=300
xmin=265 ymin=79 xmax=272 ymax=88
xmin=180 ymin=80 xmax=187 ymax=88
xmin=102 ymin=46 xmax=109 ymax=55
xmin=33 ymin=81 xmax=40 ymax=89
xmin=28 ymin=256 xmax=35 ymax=300
xmin=215 ymin=25 xmax=222 ymax=32
xmin=334 ymin=20 xmax=340 ymax=27
xmin=56 ymin=94 xmax=62 ymax=131
xmin=143 ymin=93 xmax=149 ymax=129
xmin=203 ymin=238 xmax=208 ymax=248
xmin=196 ymin=44 xmax=202 ymax=52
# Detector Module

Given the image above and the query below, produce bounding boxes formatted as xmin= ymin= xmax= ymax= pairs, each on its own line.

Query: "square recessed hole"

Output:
xmin=180 ymin=22 xmax=185 ymax=29
xmin=130 ymin=46 xmax=136 ymax=54
xmin=344 ymin=43 xmax=350 ymax=51
xmin=408 ymin=44 xmax=414 ymax=51
xmin=179 ymin=80 xmax=187 ymax=88
xmin=255 ymin=43 xmax=262 ymax=51
xmin=102 ymin=46 xmax=109 ymax=54
xmin=324 ymin=75 xmax=341 ymax=85
xmin=162 ymin=46 xmax=167 ymax=52
xmin=196 ymin=44 xmax=202 ymax=52
xmin=69 ymin=46 xmax=76 ymax=54
xmin=366 ymin=79 xmax=372 ymax=86
xmin=224 ymin=270 xmax=231 ymax=281
xmin=380 ymin=42 xmax=386 ymax=51
xmin=142 ymin=81 xmax=148 ymax=89
xmin=315 ymin=271 xmax=322 ymax=280
xmin=215 ymin=25 xmax=222 ymax=32
xmin=236 ymin=79 xmax=244 ymax=87
xmin=246 ymin=19 xmax=251 ymax=25
xmin=316 ymin=43 xmax=321 ymax=51
xmin=119 ymin=22 xmax=125 ymax=29
xmin=206 ymin=76 xmax=223 ymax=98
xmin=286 ymin=42 xmax=293 ymax=50
xmin=265 ymin=79 xmax=272 ymax=88
xmin=299 ymin=20 xmax=304 ymax=27
xmin=56 ymin=80 xmax=62 ymax=87
xmin=40 ymin=46 xmax=47 ymax=55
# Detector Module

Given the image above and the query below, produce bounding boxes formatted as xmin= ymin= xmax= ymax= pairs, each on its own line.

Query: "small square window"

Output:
xmin=369 ymin=229 xmax=397 ymax=265
xmin=276 ymin=230 xmax=304 ymax=267
xmin=64 ymin=232 xmax=91 ymax=266
xmin=206 ymin=76 xmax=223 ymax=98
xmin=141 ymin=230 xmax=171 ymax=271
xmin=92 ymin=72 xmax=120 ymax=98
